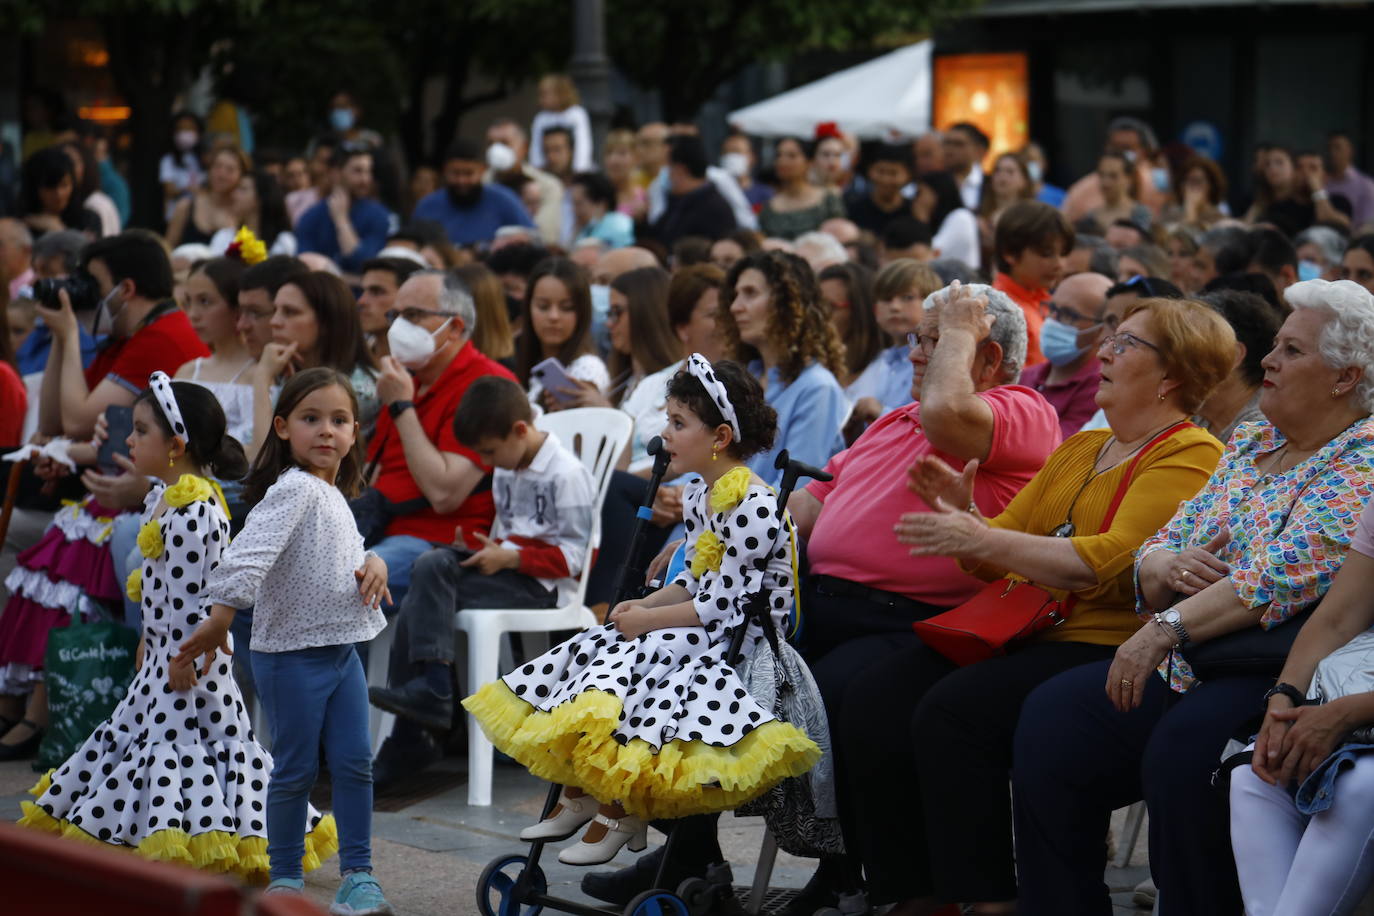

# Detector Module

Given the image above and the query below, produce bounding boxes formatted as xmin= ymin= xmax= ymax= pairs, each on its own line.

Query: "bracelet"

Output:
xmin=1152 ymin=615 xmax=1180 ymax=647
xmin=1263 ymin=682 xmax=1305 ymax=709
xmin=1312 ymin=189 xmax=1330 ymax=202
xmin=388 ymin=399 xmax=415 ymax=420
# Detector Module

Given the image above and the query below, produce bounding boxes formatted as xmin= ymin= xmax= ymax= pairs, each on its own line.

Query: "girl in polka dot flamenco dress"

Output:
xmin=18 ymin=373 xmax=336 ymax=880
xmin=464 ymin=356 xmax=820 ymax=865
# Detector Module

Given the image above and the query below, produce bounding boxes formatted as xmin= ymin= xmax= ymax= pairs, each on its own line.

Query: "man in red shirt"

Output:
xmin=365 ymin=269 xmax=514 ymax=782
xmin=36 ymin=231 xmax=208 ymax=439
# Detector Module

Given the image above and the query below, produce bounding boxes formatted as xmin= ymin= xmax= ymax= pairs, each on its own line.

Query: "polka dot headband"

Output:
xmin=686 ymin=353 xmax=741 ymax=444
xmin=148 ymin=371 xmax=190 ymax=446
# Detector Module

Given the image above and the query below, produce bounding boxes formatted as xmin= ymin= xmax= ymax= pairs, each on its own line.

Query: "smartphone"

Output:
xmin=530 ymin=357 xmax=578 ymax=404
xmin=98 ymin=405 xmax=134 ymax=474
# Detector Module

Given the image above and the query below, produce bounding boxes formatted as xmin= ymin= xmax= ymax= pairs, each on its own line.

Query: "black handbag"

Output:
xmin=348 ymin=430 xmax=429 ymax=546
xmin=1182 ymin=609 xmax=1313 ymax=679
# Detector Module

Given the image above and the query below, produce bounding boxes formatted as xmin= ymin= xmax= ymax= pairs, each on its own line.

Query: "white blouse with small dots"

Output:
xmin=205 ymin=468 xmax=385 ymax=653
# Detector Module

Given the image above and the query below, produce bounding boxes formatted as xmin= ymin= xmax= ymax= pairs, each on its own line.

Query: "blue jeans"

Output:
xmin=252 ymin=644 xmax=373 ymax=879
xmin=369 ymin=534 xmax=433 ymax=611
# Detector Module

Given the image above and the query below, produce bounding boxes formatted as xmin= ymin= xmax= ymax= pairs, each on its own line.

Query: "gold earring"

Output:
xmin=1332 ymin=387 xmax=1342 ymax=398
xmin=168 ymin=451 xmax=175 ymax=468
xmin=1157 ymin=392 xmax=1165 ymax=402
xmin=711 ymin=445 xmax=719 ymax=461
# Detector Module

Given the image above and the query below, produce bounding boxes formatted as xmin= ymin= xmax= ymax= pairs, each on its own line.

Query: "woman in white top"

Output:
xmin=159 ymin=111 xmax=204 ymax=223
xmin=208 ymin=168 xmax=298 ymax=259
xmin=166 ymin=147 xmax=247 ymax=248
xmin=515 ymin=257 xmax=610 ymax=411
xmin=915 ymin=170 xmax=982 ymax=270
xmin=528 ymin=74 xmax=594 ymax=174
xmin=175 ymin=258 xmax=257 ymax=447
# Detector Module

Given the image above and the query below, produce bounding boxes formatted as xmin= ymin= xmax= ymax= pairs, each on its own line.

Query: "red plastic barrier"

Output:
xmin=0 ymin=821 xmax=242 ymax=916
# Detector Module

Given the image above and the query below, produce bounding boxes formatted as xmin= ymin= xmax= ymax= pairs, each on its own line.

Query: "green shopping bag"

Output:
xmin=36 ymin=606 xmax=139 ymax=771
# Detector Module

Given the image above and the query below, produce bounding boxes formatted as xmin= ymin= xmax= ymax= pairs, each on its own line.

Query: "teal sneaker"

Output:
xmin=329 ymin=872 xmax=394 ymax=916
xmin=265 ymin=878 xmax=304 ymax=894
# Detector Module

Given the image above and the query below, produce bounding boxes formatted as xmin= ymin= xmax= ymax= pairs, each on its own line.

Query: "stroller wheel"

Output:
xmin=624 ymin=889 xmax=690 ymax=916
xmin=676 ymin=877 xmax=721 ymax=914
xmin=476 ymin=853 xmax=546 ymax=916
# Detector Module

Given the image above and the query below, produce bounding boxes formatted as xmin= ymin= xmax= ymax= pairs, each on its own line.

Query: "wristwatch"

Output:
xmin=1263 ymin=682 xmax=1306 ymax=708
xmin=1153 ymin=608 xmax=1191 ymax=647
xmin=388 ymin=400 xmax=415 ymax=420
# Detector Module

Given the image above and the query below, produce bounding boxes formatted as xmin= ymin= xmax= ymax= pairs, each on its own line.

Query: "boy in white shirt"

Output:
xmin=369 ymin=376 xmax=596 ymax=737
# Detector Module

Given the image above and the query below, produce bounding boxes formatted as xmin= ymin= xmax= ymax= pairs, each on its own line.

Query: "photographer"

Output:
xmin=37 ymin=231 xmax=207 ymax=441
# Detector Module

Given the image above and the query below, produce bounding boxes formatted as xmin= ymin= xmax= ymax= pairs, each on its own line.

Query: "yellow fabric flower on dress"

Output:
xmin=227 ymin=226 xmax=268 ymax=266
xmin=709 ymin=467 xmax=753 ymax=515
xmin=165 ymin=474 xmax=214 ymax=508
xmin=125 ymin=568 xmax=142 ymax=603
xmin=690 ymin=530 xmax=725 ymax=578
xmin=137 ymin=520 xmax=164 ymax=559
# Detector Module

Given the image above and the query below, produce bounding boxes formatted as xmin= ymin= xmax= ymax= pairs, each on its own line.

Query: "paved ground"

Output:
xmin=0 ymin=752 xmax=1155 ymax=914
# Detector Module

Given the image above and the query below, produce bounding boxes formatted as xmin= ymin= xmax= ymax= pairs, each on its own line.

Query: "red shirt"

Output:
xmin=994 ymin=272 xmax=1052 ymax=368
xmin=83 ymin=305 xmax=209 ymax=393
xmin=367 ymin=342 xmax=515 ymax=544
xmin=805 ymin=385 xmax=1061 ymax=607
xmin=1019 ymin=356 xmax=1103 ymax=441
xmin=0 ymin=361 xmax=25 ymax=445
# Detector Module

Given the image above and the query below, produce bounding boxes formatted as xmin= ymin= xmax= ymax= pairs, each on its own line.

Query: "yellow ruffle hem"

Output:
xmin=462 ymin=680 xmax=820 ymax=819
xmin=17 ymin=770 xmax=337 ymax=884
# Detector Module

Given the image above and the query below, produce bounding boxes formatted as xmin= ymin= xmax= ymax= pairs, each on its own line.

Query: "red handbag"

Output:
xmin=912 ymin=422 xmax=1191 ymax=667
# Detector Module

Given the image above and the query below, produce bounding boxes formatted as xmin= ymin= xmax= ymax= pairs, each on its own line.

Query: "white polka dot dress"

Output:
xmin=463 ymin=467 xmax=820 ymax=819
xmin=19 ymin=476 xmax=337 ymax=880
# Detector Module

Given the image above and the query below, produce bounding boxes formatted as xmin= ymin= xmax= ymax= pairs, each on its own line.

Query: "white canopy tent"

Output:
xmin=727 ymin=41 xmax=933 ymax=140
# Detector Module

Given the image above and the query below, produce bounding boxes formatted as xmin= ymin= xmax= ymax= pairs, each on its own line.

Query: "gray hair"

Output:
xmin=1284 ymin=278 xmax=1374 ymax=412
xmin=413 ymin=268 xmax=477 ymax=339
xmin=922 ymin=282 xmax=1028 ymax=382
xmin=33 ymin=229 xmax=88 ymax=274
xmin=1294 ymin=226 xmax=1348 ymax=268
xmin=793 ymin=231 xmax=847 ymax=270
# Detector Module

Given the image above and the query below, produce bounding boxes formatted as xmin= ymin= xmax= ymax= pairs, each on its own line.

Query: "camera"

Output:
xmin=33 ymin=271 xmax=100 ymax=312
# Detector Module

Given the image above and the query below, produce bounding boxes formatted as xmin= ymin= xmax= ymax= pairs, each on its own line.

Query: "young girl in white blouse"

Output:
xmin=177 ymin=367 xmax=394 ymax=915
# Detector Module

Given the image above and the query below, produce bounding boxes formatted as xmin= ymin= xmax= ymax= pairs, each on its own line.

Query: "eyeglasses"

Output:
xmin=907 ymin=332 xmax=938 ymax=356
xmin=606 ymin=305 xmax=627 ymax=322
xmin=1099 ymin=331 xmax=1160 ymax=356
xmin=385 ymin=307 xmax=457 ymax=324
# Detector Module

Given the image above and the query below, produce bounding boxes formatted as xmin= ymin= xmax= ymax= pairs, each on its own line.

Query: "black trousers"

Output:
xmin=839 ymin=638 xmax=1115 ymax=905
xmin=586 ymin=470 xmax=672 ymax=607
xmin=1012 ymin=659 xmax=1270 ymax=916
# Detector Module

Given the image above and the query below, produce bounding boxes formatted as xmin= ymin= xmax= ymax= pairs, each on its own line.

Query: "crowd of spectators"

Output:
xmin=6 ymin=74 xmax=1374 ymax=915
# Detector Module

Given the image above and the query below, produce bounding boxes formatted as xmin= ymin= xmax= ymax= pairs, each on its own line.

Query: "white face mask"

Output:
xmin=94 ymin=284 xmax=126 ymax=338
xmin=1026 ymin=160 xmax=1044 ymax=184
xmin=387 ymin=316 xmax=451 ymax=369
xmin=487 ymin=142 xmax=517 ymax=172
xmin=720 ymin=152 xmax=750 ymax=179
xmin=174 ymin=130 xmax=198 ymax=152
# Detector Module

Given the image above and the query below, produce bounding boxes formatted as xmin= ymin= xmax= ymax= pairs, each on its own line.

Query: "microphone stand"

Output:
xmin=610 ymin=436 xmax=673 ymax=607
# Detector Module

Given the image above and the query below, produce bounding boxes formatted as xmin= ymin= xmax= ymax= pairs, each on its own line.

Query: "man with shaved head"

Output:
xmin=1018 ymin=271 xmax=1115 ymax=438
xmin=592 ymin=245 xmax=660 ymax=286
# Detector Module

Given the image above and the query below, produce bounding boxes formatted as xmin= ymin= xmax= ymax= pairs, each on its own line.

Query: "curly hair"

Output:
xmin=1284 ymin=278 xmax=1374 ymax=413
xmin=717 ymin=250 xmax=846 ymax=384
xmin=665 ymin=359 xmax=777 ymax=459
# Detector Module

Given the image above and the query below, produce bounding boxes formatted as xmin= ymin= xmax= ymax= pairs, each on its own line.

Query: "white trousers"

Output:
xmin=1230 ymin=750 xmax=1374 ymax=916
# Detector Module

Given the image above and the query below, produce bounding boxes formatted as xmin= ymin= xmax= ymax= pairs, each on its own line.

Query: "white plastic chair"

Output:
xmin=459 ymin=407 xmax=631 ymax=805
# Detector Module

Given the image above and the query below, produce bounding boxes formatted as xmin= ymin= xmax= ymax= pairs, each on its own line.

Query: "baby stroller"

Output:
xmin=474 ymin=443 xmax=834 ymax=916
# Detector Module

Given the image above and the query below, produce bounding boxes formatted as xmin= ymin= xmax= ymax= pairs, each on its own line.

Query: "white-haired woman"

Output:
xmin=835 ymin=296 xmax=1237 ymax=914
xmin=1296 ymin=225 xmax=1349 ymax=283
xmin=1013 ymin=279 xmax=1374 ymax=915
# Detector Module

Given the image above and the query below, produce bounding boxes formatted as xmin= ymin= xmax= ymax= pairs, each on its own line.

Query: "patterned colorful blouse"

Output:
xmin=1136 ymin=418 xmax=1374 ymax=692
